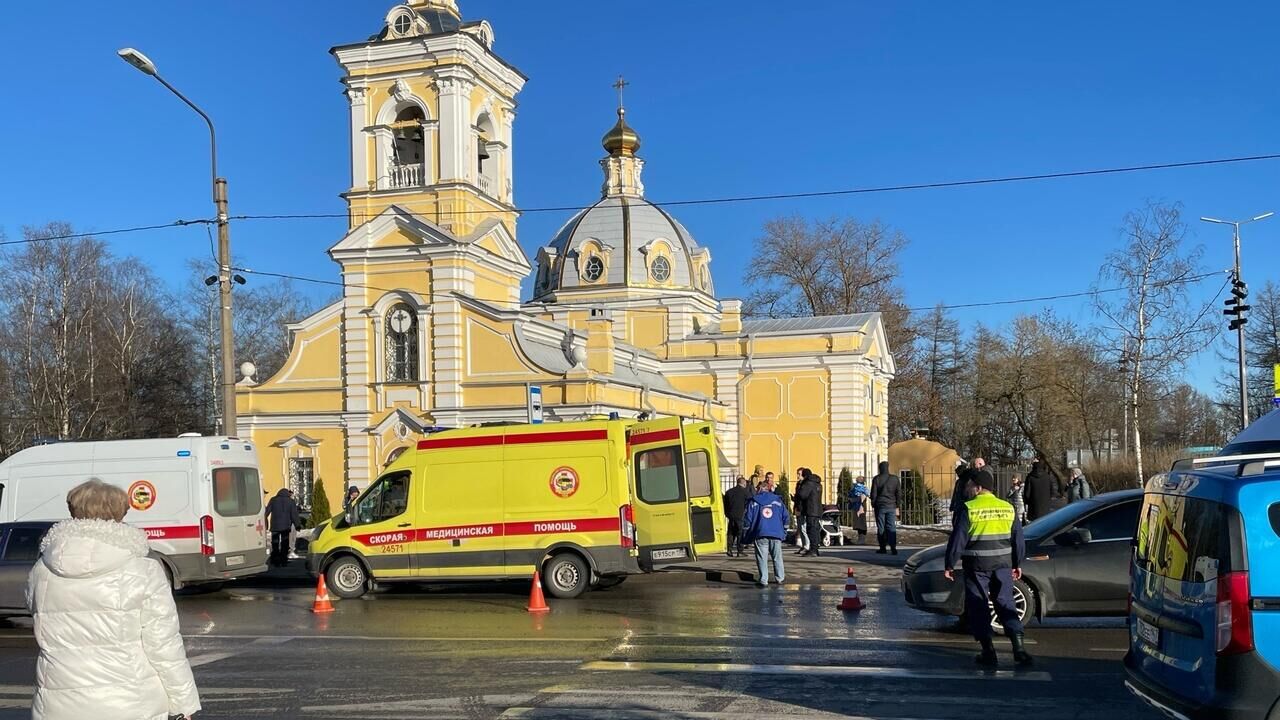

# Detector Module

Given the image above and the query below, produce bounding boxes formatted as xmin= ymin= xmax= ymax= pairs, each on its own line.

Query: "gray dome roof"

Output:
xmin=534 ymin=197 xmax=713 ymax=298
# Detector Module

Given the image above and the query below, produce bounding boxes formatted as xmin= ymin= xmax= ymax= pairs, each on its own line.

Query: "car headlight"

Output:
xmin=916 ymin=556 xmax=945 ymax=574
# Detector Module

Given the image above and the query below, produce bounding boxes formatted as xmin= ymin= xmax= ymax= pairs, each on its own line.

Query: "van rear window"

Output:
xmin=637 ymin=447 xmax=684 ymax=504
xmin=1135 ymin=494 xmax=1235 ymax=583
xmin=213 ymin=468 xmax=263 ymax=517
xmin=685 ymin=451 xmax=712 ymax=499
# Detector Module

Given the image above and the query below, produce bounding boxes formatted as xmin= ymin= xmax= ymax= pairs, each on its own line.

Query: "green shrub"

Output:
xmin=307 ymin=477 xmax=332 ymax=529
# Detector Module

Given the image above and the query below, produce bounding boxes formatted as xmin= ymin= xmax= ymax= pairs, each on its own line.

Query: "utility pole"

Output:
xmin=119 ymin=48 xmax=239 ymax=435
xmin=1202 ymin=212 xmax=1274 ymax=430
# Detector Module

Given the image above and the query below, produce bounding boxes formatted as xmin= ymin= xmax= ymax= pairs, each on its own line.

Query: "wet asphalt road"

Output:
xmin=0 ymin=565 xmax=1158 ymax=719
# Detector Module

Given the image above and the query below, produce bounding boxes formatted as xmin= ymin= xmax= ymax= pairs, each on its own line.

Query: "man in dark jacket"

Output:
xmin=723 ymin=476 xmax=751 ymax=556
xmin=741 ymin=475 xmax=790 ymax=586
xmin=1023 ymin=460 xmax=1055 ymax=522
xmin=795 ymin=471 xmax=824 ymax=557
xmin=265 ymin=488 xmax=303 ymax=567
xmin=869 ymin=461 xmax=901 ymax=555
xmin=792 ymin=467 xmax=811 ymax=554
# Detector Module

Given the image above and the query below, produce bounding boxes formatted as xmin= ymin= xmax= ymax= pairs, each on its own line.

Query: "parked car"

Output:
xmin=1125 ymin=411 xmax=1280 ymax=720
xmin=0 ymin=521 xmax=54 ymax=618
xmin=902 ymin=489 xmax=1142 ymax=629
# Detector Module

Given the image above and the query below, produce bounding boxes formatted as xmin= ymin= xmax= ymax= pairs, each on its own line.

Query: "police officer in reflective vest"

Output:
xmin=944 ymin=469 xmax=1033 ymax=667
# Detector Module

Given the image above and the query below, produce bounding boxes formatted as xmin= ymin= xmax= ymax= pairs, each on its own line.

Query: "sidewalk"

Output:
xmin=660 ymin=552 xmax=905 ymax=586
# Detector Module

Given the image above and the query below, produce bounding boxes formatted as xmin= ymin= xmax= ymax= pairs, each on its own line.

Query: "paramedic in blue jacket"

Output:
xmin=741 ymin=475 xmax=790 ymax=587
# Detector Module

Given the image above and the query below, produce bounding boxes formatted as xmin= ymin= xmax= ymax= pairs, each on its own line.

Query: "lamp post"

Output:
xmin=118 ymin=48 xmax=238 ymax=436
xmin=1201 ymin=211 xmax=1274 ymax=429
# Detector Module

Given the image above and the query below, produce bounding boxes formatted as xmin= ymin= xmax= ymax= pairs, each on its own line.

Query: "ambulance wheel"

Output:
xmin=543 ymin=554 xmax=589 ymax=599
xmin=326 ymin=556 xmax=369 ymax=599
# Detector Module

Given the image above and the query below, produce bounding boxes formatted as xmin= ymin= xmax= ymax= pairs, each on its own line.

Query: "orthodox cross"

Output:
xmin=613 ymin=75 xmax=629 ymax=113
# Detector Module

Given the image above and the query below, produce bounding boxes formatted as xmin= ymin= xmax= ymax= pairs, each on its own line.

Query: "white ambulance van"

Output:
xmin=0 ymin=435 xmax=268 ymax=588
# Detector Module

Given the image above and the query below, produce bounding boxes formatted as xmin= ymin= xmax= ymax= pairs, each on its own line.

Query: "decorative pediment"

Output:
xmin=272 ymin=433 xmax=322 ymax=449
xmin=463 ymin=217 xmax=531 ymax=271
xmin=328 ymin=205 xmax=459 ymax=256
xmin=364 ymin=407 xmax=432 ymax=437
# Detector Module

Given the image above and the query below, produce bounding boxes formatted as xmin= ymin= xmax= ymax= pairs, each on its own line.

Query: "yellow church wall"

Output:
xmin=252 ymin=316 xmax=344 ymax=392
xmin=739 ymin=370 xmax=832 ymax=492
xmin=250 ymin=427 xmax=347 ymax=501
xmin=626 ymin=310 xmax=668 ymax=353
xmin=239 ymin=390 xmax=345 ymax=416
xmin=361 ymin=265 xmax=433 ymax=299
xmin=462 ymin=316 xmax=543 ymax=379
xmin=665 ymin=373 xmax=715 ymax=398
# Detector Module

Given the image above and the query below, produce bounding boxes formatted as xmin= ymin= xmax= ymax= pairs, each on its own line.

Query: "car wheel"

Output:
xmin=989 ymin=579 xmax=1033 ymax=632
xmin=543 ymin=554 xmax=589 ymax=599
xmin=326 ymin=556 xmax=368 ymax=599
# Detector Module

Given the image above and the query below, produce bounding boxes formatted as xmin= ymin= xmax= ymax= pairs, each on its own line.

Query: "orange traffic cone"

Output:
xmin=837 ymin=567 xmax=864 ymax=611
xmin=311 ymin=574 xmax=336 ymax=614
xmin=527 ymin=570 xmax=550 ymax=614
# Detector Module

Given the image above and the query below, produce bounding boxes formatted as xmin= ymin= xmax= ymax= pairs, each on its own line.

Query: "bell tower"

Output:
xmin=332 ymin=1 xmax=526 ymax=237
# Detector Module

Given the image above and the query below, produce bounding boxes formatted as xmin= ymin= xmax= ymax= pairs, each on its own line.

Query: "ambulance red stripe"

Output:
xmin=416 ymin=429 xmax=609 ymax=451
xmin=627 ymin=428 xmax=681 ymax=448
xmin=141 ymin=525 xmax=200 ymax=540
xmin=351 ymin=516 xmax=621 ymax=547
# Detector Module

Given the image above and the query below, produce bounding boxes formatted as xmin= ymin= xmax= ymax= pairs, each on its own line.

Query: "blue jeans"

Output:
xmin=876 ymin=509 xmax=897 ymax=551
xmin=753 ymin=537 xmax=784 ymax=584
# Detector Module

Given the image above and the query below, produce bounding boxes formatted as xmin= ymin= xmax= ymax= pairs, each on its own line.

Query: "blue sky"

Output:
xmin=2 ymin=2 xmax=1277 ymax=389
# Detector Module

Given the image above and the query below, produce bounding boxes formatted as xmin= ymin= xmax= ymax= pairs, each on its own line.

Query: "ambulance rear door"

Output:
xmin=628 ymin=418 xmax=695 ymax=567
xmin=681 ymin=421 xmax=724 ymax=557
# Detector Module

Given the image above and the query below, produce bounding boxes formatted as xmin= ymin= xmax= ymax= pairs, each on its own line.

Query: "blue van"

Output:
xmin=1125 ymin=411 xmax=1280 ymax=719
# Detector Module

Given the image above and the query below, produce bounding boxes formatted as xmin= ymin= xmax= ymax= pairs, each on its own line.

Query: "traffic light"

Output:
xmin=1225 ymin=277 xmax=1250 ymax=330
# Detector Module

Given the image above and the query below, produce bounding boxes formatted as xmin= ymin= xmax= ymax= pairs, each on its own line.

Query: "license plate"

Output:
xmin=651 ymin=548 xmax=688 ymax=560
xmin=1136 ymin=617 xmax=1160 ymax=646
xmin=225 ymin=554 xmax=245 ymax=567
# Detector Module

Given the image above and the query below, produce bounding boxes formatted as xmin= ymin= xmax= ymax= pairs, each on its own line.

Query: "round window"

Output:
xmin=583 ymin=255 xmax=604 ymax=282
xmin=393 ymin=13 xmax=414 ymax=36
xmin=650 ymin=256 xmax=671 ymax=282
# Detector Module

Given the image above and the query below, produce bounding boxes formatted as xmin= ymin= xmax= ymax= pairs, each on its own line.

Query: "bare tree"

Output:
xmin=744 ymin=215 xmax=919 ymax=438
xmin=1093 ymin=202 xmax=1212 ymax=486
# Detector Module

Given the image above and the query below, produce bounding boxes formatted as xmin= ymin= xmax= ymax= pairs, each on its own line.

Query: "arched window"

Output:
xmin=385 ymin=304 xmax=419 ymax=383
xmin=475 ymin=112 xmax=497 ymax=195
xmin=650 ymin=255 xmax=671 ymax=283
xmin=583 ymin=254 xmax=604 ymax=283
xmin=390 ymin=106 xmax=425 ymax=188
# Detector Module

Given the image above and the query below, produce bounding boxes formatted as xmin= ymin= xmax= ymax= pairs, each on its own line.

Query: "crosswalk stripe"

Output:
xmin=581 ymin=660 xmax=1051 ymax=681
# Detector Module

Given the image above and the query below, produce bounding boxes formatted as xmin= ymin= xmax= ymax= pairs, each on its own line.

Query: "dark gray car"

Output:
xmin=0 ymin=522 xmax=53 ymax=617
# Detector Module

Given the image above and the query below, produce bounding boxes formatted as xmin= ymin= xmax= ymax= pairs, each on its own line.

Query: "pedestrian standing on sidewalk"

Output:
xmin=792 ymin=467 xmax=811 ymax=554
xmin=944 ymin=470 xmax=1033 ymax=668
xmin=742 ymin=475 xmax=789 ymax=587
xmin=723 ymin=476 xmax=751 ymax=556
xmin=1066 ymin=468 xmax=1093 ymax=503
xmin=265 ymin=488 xmax=302 ymax=567
xmin=1023 ymin=460 xmax=1054 ymax=522
xmin=796 ymin=470 xmax=824 ymax=557
xmin=27 ymin=479 xmax=202 ymax=720
xmin=850 ymin=476 xmax=870 ymax=545
xmin=870 ymin=461 xmax=901 ymax=555
xmin=1007 ymin=475 xmax=1026 ymax=526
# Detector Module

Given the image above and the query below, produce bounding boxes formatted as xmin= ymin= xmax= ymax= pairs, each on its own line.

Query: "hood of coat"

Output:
xmin=39 ymin=519 xmax=149 ymax=579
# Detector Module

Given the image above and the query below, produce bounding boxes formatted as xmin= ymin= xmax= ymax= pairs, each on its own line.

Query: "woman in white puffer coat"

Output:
xmin=26 ymin=479 xmax=201 ymax=720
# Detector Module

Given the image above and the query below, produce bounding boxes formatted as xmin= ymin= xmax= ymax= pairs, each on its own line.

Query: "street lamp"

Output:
xmin=118 ymin=47 xmax=239 ymax=436
xmin=1201 ymin=211 xmax=1274 ymax=429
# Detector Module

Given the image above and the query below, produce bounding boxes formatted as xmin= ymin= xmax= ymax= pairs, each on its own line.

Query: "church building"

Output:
xmin=234 ymin=0 xmax=894 ymax=506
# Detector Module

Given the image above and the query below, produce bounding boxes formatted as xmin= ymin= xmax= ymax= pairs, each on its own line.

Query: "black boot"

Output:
xmin=1010 ymin=633 xmax=1033 ymax=667
xmin=975 ymin=638 xmax=998 ymax=667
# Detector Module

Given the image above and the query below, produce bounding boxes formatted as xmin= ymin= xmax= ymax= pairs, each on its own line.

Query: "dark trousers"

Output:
xmin=876 ymin=509 xmax=897 ymax=551
xmin=805 ymin=514 xmax=823 ymax=553
xmin=726 ymin=519 xmax=743 ymax=553
xmin=270 ymin=530 xmax=291 ymax=566
xmin=963 ymin=566 xmax=1024 ymax=641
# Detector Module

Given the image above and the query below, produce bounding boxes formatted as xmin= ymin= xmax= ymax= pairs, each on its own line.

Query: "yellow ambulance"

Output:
xmin=306 ymin=416 xmax=725 ymax=599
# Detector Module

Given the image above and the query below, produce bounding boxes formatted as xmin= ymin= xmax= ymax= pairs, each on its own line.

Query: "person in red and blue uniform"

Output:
xmin=742 ymin=475 xmax=790 ymax=588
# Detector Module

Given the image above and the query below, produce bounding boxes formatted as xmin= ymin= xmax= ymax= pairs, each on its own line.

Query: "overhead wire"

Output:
xmin=0 ymin=219 xmax=212 ymax=247
xmin=227 ymin=152 xmax=1280 ymax=221
xmin=231 ymin=266 xmax=1227 ymax=317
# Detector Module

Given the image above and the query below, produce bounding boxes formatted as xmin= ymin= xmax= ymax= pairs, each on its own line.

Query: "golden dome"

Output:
xmin=602 ymin=109 xmax=641 ymax=157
